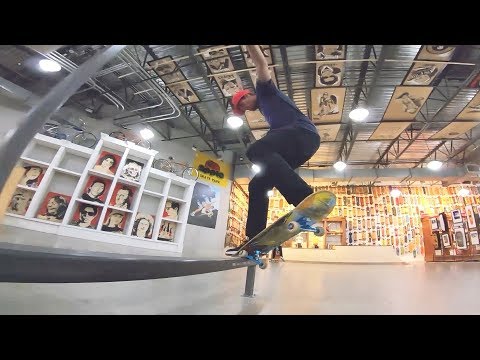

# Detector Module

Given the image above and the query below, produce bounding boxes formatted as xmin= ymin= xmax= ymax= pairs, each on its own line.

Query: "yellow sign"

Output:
xmin=192 ymin=152 xmax=230 ymax=187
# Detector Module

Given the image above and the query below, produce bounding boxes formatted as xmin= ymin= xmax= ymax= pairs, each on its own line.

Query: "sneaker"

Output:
xmin=225 ymin=237 xmax=249 ymax=256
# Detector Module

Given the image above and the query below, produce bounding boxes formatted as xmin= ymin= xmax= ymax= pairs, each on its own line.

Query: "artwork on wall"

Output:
xmin=187 ymin=182 xmax=220 ymax=229
xmin=430 ymin=122 xmax=479 ymax=140
xmin=311 ymin=87 xmax=346 ymax=123
xmin=454 ymin=92 xmax=480 ymax=121
xmin=82 ymin=176 xmax=111 ymax=204
xmin=214 ymin=73 xmax=243 ymax=97
xmin=315 ymin=45 xmax=346 ymax=60
xmin=441 ymin=233 xmax=451 ymax=248
xmin=93 ymin=151 xmax=121 ymax=176
xmin=7 ymin=188 xmax=35 ymax=216
xmin=70 ymin=203 xmax=100 ymax=229
xmin=369 ymin=122 xmax=411 ymax=140
xmin=451 ymin=209 xmax=463 ymax=224
xmin=158 ymin=221 xmax=176 ymax=241
xmin=18 ymin=165 xmax=45 ymax=188
xmin=438 ymin=212 xmax=448 ymax=232
xmin=453 ymin=227 xmax=467 ymax=249
xmin=382 ymin=86 xmax=433 ymax=120
xmin=109 ymin=183 xmax=135 ymax=210
xmin=167 ymin=82 xmax=200 ymax=104
xmin=120 ymin=159 xmax=144 ymax=182
xmin=101 ymin=209 xmax=127 ymax=234
xmin=402 ymin=62 xmax=447 ymax=86
xmin=132 ymin=212 xmax=155 ymax=239
xmin=148 ymin=56 xmax=185 ymax=84
xmin=245 ymin=109 xmax=268 ymax=130
xmin=148 ymin=56 xmax=200 ymax=104
xmin=416 ymin=45 xmax=456 ymax=62
xmin=469 ymin=231 xmax=479 ymax=245
xmin=36 ymin=192 xmax=71 ymax=223
xmin=465 ymin=205 xmax=476 ymax=229
xmin=315 ymin=124 xmax=341 ymax=142
xmin=315 ymin=62 xmax=344 ymax=87
xmin=163 ymin=200 xmax=180 ymax=220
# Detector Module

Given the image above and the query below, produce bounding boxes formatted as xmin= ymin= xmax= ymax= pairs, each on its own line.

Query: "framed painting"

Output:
xmin=148 ymin=56 xmax=186 ymax=84
xmin=402 ymin=62 xmax=447 ymax=86
xmin=245 ymin=109 xmax=269 ymax=130
xmin=315 ymin=45 xmax=346 ymax=60
xmin=441 ymin=233 xmax=451 ymax=248
xmin=430 ymin=121 xmax=479 ymax=139
xmin=416 ymin=45 xmax=456 ymax=62
xmin=453 ymin=227 xmax=467 ymax=249
xmin=315 ymin=62 xmax=344 ymax=87
xmin=311 ymin=87 xmax=346 ymax=123
xmin=198 ymin=45 xmax=229 ymax=60
xmin=454 ymin=92 xmax=480 ymax=121
xmin=369 ymin=122 xmax=411 ymax=140
xmin=383 ymin=86 xmax=433 ymax=121
xmin=315 ymin=124 xmax=341 ymax=142
xmin=167 ymin=82 xmax=200 ymax=104
xmin=214 ymin=73 xmax=243 ymax=97
xmin=466 ymin=205 xmax=476 ymax=229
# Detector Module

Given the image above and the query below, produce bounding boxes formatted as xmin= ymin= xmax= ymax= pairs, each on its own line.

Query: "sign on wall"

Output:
xmin=192 ymin=151 xmax=231 ymax=188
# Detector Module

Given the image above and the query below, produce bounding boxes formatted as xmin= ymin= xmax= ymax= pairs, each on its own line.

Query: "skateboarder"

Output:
xmin=225 ymin=45 xmax=321 ymax=256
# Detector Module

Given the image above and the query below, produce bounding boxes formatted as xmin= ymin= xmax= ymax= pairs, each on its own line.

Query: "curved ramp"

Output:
xmin=0 ymin=243 xmax=253 ymax=283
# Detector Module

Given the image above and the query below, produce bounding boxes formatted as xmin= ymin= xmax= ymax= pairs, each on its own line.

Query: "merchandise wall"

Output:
xmin=226 ymin=181 xmax=480 ymax=259
xmin=4 ymin=133 xmax=195 ymax=253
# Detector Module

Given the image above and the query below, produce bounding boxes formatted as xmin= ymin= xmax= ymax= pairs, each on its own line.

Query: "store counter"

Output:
xmin=282 ymin=246 xmax=407 ymax=264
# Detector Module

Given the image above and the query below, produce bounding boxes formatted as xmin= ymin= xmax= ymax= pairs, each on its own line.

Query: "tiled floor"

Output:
xmin=0 ymin=261 xmax=479 ymax=314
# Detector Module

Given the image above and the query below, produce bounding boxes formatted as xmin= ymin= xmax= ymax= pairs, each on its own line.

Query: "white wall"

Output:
xmin=0 ymin=94 xmax=233 ymax=258
xmin=0 ymin=95 xmax=30 ymax=136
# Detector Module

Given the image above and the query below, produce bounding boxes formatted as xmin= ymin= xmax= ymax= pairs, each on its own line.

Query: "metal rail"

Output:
xmin=0 ymin=243 xmax=253 ymax=283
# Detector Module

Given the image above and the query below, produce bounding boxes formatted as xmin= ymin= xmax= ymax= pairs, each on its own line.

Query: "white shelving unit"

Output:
xmin=3 ymin=133 xmax=195 ymax=254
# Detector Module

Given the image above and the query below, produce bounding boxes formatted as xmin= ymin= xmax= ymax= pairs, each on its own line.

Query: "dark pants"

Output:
xmin=245 ymin=127 xmax=320 ymax=239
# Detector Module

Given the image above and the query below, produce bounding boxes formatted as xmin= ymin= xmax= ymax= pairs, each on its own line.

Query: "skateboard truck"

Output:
xmin=245 ymin=250 xmax=268 ymax=269
xmin=287 ymin=217 xmax=325 ymax=236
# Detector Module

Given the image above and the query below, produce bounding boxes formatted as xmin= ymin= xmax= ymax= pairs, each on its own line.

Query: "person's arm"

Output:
xmin=245 ymin=45 xmax=271 ymax=82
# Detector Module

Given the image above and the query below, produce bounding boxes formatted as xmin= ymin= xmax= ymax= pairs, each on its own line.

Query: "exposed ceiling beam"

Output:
xmin=279 ymin=46 xmax=294 ymax=100
xmin=337 ymin=45 xmax=375 ymax=163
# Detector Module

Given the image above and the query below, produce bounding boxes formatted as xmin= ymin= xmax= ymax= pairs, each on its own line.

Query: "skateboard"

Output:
xmin=229 ymin=190 xmax=336 ymax=269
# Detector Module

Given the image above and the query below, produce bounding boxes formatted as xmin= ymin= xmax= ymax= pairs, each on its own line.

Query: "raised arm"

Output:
xmin=245 ymin=45 xmax=271 ymax=83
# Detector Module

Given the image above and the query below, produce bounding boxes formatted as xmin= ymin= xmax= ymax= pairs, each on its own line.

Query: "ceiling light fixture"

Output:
xmin=252 ymin=164 xmax=261 ymax=174
xmin=39 ymin=59 xmax=61 ymax=72
xmin=140 ymin=128 xmax=154 ymax=140
xmin=227 ymin=115 xmax=243 ymax=129
xmin=333 ymin=161 xmax=347 ymax=171
xmin=349 ymin=107 xmax=369 ymax=122
xmin=427 ymin=160 xmax=443 ymax=170
xmin=390 ymin=189 xmax=402 ymax=198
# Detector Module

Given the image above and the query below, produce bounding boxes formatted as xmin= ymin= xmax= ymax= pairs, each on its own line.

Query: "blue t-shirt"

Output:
xmin=256 ymin=79 xmax=317 ymax=134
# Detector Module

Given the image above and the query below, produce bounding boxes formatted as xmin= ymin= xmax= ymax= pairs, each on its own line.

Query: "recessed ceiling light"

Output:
xmin=349 ymin=107 xmax=369 ymax=122
xmin=390 ymin=189 xmax=402 ymax=197
xmin=333 ymin=161 xmax=347 ymax=171
xmin=427 ymin=160 xmax=443 ymax=170
xmin=140 ymin=128 xmax=154 ymax=140
xmin=38 ymin=59 xmax=61 ymax=72
xmin=227 ymin=116 xmax=243 ymax=129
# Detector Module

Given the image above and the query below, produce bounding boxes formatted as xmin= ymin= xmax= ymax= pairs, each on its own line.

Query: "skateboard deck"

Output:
xmin=231 ymin=190 xmax=336 ymax=268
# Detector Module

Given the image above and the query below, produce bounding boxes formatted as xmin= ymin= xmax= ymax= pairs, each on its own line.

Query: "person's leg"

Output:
xmin=246 ymin=128 xmax=320 ymax=207
xmin=245 ymin=173 xmax=273 ymax=239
